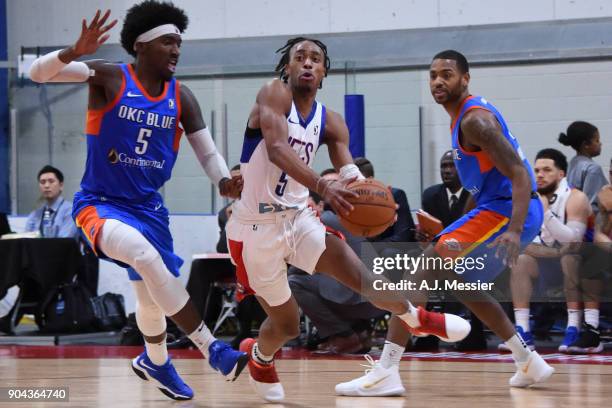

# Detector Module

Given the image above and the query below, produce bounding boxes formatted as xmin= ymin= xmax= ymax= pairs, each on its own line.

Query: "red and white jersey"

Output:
xmin=233 ymin=100 xmax=326 ymax=220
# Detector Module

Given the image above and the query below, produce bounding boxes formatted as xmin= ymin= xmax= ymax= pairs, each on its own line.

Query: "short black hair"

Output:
xmin=275 ymin=37 xmax=331 ymax=89
xmin=354 ymin=157 xmax=374 ymax=178
xmin=231 ymin=164 xmax=240 ymax=172
xmin=320 ymin=168 xmax=337 ymax=177
xmin=441 ymin=150 xmax=454 ymax=161
xmin=120 ymin=1 xmax=188 ymax=57
xmin=432 ymin=50 xmax=469 ymax=74
xmin=38 ymin=165 xmax=64 ymax=183
xmin=558 ymin=121 xmax=598 ymax=152
xmin=309 ymin=190 xmax=323 ymax=204
xmin=535 ymin=148 xmax=568 ymax=173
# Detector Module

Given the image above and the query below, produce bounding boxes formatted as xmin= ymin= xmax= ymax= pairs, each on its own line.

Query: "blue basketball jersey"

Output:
xmin=451 ymin=95 xmax=536 ymax=217
xmin=79 ymin=64 xmax=183 ymax=203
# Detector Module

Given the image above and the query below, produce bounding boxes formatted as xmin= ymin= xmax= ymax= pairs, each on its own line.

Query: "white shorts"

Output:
xmin=226 ymin=208 xmax=326 ymax=307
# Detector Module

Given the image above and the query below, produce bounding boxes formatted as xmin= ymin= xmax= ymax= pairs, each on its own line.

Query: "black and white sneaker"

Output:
xmin=567 ymin=324 xmax=604 ymax=354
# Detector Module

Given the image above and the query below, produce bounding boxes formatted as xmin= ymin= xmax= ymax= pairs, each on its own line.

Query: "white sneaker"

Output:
xmin=335 ymin=355 xmax=405 ymax=397
xmin=509 ymin=351 xmax=554 ymax=388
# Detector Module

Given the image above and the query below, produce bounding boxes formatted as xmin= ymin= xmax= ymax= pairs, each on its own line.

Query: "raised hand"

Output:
xmin=72 ymin=10 xmax=118 ymax=57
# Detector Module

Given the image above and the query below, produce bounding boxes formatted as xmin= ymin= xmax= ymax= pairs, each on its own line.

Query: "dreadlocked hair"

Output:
xmin=275 ymin=37 xmax=331 ymax=89
xmin=120 ymin=0 xmax=188 ymax=57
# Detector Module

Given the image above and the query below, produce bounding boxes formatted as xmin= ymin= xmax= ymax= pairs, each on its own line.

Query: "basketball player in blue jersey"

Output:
xmin=337 ymin=50 xmax=555 ymax=396
xmin=29 ymin=2 xmax=246 ymax=401
xmin=229 ymin=38 xmax=470 ymax=402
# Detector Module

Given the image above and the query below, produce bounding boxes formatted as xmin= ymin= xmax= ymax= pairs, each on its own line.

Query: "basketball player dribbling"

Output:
xmin=228 ymin=38 xmax=471 ymax=402
xmin=336 ymin=50 xmax=555 ymax=397
xmin=29 ymin=2 xmax=247 ymax=401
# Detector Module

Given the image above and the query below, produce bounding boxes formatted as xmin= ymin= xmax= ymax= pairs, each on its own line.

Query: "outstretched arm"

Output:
xmin=29 ymin=9 xmax=119 ymax=85
xmin=461 ymin=109 xmax=532 ymax=266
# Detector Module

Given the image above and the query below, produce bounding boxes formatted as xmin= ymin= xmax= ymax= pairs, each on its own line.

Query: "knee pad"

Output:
xmin=132 ymin=282 xmax=166 ymax=336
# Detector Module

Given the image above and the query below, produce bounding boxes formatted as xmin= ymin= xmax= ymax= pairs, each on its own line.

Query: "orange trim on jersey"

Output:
xmin=228 ymin=239 xmax=255 ymax=303
xmin=450 ymin=95 xmax=476 ymax=131
xmin=85 ymin=73 xmax=126 ymax=136
xmin=434 ymin=209 xmax=509 ymax=259
xmin=127 ymin=64 xmax=169 ymax=102
xmin=173 ymin=80 xmax=183 ymax=152
xmin=75 ymin=206 xmax=107 ymax=255
xmin=455 ymin=105 xmax=496 ymax=173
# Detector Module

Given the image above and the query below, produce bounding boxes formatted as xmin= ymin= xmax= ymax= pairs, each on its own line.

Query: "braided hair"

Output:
xmin=275 ymin=37 xmax=331 ymax=89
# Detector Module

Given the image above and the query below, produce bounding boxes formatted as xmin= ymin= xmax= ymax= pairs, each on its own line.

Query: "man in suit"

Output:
xmin=421 ymin=150 xmax=470 ymax=230
xmin=417 ymin=150 xmax=486 ymax=350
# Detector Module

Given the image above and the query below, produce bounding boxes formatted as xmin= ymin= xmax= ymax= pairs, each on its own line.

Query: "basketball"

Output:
xmin=338 ymin=179 xmax=397 ymax=237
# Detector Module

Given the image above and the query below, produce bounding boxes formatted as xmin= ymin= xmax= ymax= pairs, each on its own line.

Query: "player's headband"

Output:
xmin=134 ymin=24 xmax=181 ymax=49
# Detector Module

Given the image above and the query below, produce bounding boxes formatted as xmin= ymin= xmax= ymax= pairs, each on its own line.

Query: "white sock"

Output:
xmin=505 ymin=333 xmax=532 ymax=363
xmin=514 ymin=308 xmax=530 ymax=332
xmin=379 ymin=341 xmax=404 ymax=369
xmin=252 ymin=342 xmax=274 ymax=365
xmin=187 ymin=321 xmax=216 ymax=359
xmin=567 ymin=309 xmax=582 ymax=328
xmin=584 ymin=309 xmax=599 ymax=328
xmin=397 ymin=303 xmax=421 ymax=328
xmin=145 ymin=337 xmax=168 ymax=366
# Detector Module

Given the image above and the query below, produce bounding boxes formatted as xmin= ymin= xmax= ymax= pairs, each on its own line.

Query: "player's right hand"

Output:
xmin=73 ymin=10 xmax=117 ymax=56
xmin=320 ymin=178 xmax=358 ymax=217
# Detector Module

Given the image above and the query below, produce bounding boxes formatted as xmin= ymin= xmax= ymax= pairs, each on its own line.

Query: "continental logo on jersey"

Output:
xmin=107 ymin=148 xmax=166 ymax=169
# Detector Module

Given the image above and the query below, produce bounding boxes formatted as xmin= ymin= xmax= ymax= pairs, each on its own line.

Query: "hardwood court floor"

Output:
xmin=0 ymin=347 xmax=611 ymax=407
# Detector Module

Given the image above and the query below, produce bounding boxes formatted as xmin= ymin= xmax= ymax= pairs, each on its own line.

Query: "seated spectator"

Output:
xmin=504 ymin=149 xmax=599 ymax=353
xmin=25 ymin=165 xmax=77 ymax=238
xmin=416 ymin=151 xmax=485 ymax=351
xmin=289 ymin=168 xmax=386 ymax=354
xmin=559 ymin=121 xmax=608 ymax=213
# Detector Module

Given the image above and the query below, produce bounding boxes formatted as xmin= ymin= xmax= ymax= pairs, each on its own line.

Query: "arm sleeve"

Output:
xmin=29 ymin=50 xmax=92 ymax=83
xmin=543 ymin=210 xmax=587 ymax=243
xmin=186 ymin=127 xmax=231 ymax=185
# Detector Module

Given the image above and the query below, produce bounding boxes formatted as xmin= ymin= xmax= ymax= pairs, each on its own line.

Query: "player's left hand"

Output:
xmin=488 ymin=230 xmax=521 ymax=267
xmin=219 ymin=175 xmax=243 ymax=199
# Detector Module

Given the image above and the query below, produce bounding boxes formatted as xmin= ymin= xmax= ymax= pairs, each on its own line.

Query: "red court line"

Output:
xmin=0 ymin=346 xmax=611 ymax=365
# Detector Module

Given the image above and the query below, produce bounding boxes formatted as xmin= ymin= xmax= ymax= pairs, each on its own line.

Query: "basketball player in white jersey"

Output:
xmin=227 ymin=37 xmax=471 ymax=402
xmin=503 ymin=148 xmax=600 ymax=353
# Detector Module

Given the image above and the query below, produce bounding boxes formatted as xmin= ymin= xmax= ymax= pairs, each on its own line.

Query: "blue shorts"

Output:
xmin=434 ymin=197 xmax=543 ymax=283
xmin=72 ymin=190 xmax=183 ymax=281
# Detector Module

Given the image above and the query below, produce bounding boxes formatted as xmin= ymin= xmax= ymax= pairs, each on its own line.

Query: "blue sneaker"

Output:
xmin=558 ymin=326 xmax=579 ymax=353
xmin=131 ymin=352 xmax=194 ymax=400
xmin=498 ymin=326 xmax=535 ymax=352
xmin=208 ymin=339 xmax=248 ymax=381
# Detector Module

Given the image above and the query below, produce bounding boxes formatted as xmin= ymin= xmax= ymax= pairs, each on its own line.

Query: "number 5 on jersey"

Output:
xmin=135 ymin=128 xmax=152 ymax=154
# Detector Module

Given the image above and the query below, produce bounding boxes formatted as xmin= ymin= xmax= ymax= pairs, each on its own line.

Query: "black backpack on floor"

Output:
xmin=36 ymin=281 xmax=96 ymax=333
xmin=90 ymin=293 xmax=127 ymax=331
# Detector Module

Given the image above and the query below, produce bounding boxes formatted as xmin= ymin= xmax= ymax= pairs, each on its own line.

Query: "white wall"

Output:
xmin=8 ymin=0 xmax=612 ymax=59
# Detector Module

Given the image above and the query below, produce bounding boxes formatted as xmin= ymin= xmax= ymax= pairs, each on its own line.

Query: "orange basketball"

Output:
xmin=338 ymin=179 xmax=396 ymax=237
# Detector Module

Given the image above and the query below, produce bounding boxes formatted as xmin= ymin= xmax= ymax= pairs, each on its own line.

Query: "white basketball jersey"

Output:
xmin=233 ymin=100 xmax=326 ymax=219
xmin=538 ymin=177 xmax=572 ymax=246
